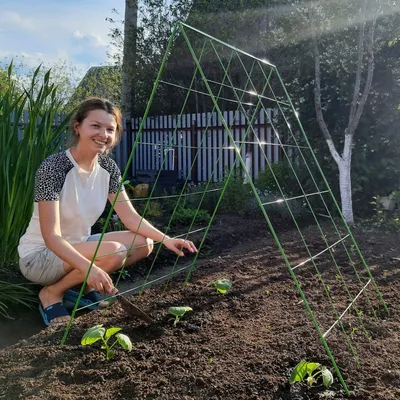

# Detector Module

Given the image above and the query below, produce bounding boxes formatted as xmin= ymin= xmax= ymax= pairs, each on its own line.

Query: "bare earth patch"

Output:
xmin=0 ymin=221 xmax=399 ymax=400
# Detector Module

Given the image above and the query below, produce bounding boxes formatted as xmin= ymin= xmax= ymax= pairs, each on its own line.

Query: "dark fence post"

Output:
xmin=125 ymin=118 xmax=133 ymax=177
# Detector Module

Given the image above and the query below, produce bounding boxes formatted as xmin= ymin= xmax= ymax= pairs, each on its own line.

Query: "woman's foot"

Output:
xmin=39 ymin=286 xmax=70 ymax=324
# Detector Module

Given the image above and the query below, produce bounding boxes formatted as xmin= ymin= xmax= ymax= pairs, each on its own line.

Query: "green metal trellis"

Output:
xmin=61 ymin=22 xmax=388 ymax=396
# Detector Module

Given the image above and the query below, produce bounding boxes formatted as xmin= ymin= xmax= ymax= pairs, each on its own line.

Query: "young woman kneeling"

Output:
xmin=18 ymin=97 xmax=197 ymax=325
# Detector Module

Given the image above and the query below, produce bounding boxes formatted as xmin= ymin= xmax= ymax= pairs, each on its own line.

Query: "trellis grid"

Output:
xmin=62 ymin=22 xmax=388 ymax=396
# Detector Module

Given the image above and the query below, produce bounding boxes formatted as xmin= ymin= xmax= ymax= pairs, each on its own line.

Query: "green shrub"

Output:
xmin=142 ymin=201 xmax=163 ymax=218
xmin=255 ymin=162 xmax=294 ymax=193
xmin=370 ymin=195 xmax=400 ymax=232
xmin=181 ymin=182 xmax=222 ymax=213
xmin=245 ymin=189 xmax=308 ymax=223
xmin=219 ymin=170 xmax=252 ymax=214
xmin=170 ymin=206 xmax=211 ymax=226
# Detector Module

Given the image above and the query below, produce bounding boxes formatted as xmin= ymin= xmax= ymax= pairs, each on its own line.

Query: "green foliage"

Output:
xmin=220 ymin=170 xmax=252 ymax=214
xmin=170 ymin=206 xmax=211 ymax=226
xmin=245 ymin=188 xmax=309 ymax=223
xmin=289 ymin=360 xmax=334 ymax=389
xmin=369 ymin=194 xmax=400 ymax=232
xmin=0 ymin=66 xmax=14 ymax=94
xmin=0 ymin=281 xmax=38 ymax=319
xmin=142 ymin=201 xmax=163 ymax=218
xmin=168 ymin=306 xmax=192 ymax=326
xmin=66 ymin=65 xmax=121 ymax=112
xmin=211 ymin=279 xmax=232 ymax=294
xmin=0 ymin=62 xmax=70 ymax=267
xmin=81 ymin=324 xmax=133 ymax=361
xmin=181 ymin=182 xmax=222 ymax=214
xmin=255 ymin=162 xmax=295 ymax=193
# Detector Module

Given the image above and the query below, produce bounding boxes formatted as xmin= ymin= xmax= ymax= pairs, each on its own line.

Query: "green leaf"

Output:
xmin=168 ymin=306 xmax=193 ymax=317
xmin=289 ymin=360 xmax=308 ymax=384
xmin=212 ymin=279 xmax=232 ymax=294
xmin=105 ymin=327 xmax=122 ymax=339
xmin=306 ymin=362 xmax=321 ymax=375
xmin=81 ymin=325 xmax=105 ymax=345
xmin=116 ymin=333 xmax=133 ymax=351
xmin=322 ymin=368 xmax=334 ymax=388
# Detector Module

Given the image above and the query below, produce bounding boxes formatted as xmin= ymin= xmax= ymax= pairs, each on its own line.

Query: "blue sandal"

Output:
xmin=39 ymin=302 xmax=70 ymax=326
xmin=63 ymin=289 xmax=110 ymax=310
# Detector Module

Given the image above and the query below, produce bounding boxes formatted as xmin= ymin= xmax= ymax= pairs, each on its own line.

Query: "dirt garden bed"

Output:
xmin=0 ymin=221 xmax=399 ymax=400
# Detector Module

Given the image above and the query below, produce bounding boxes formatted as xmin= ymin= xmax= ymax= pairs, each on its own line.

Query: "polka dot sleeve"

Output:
xmin=98 ymin=155 xmax=125 ymax=194
xmin=34 ymin=152 xmax=73 ymax=202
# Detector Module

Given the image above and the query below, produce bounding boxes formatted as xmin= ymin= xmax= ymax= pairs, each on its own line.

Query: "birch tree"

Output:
xmin=310 ymin=0 xmax=381 ymax=224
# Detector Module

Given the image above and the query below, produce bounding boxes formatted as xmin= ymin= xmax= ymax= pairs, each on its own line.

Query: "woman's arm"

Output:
xmin=109 ymin=190 xmax=197 ymax=256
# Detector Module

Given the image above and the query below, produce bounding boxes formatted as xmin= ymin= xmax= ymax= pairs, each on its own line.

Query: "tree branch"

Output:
xmin=348 ymin=0 xmax=367 ymax=124
xmin=349 ymin=3 xmax=378 ymax=134
xmin=309 ymin=5 xmax=342 ymax=165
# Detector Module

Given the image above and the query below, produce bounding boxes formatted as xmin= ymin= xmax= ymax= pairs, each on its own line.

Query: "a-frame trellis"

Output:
xmin=63 ymin=22 xmax=388 ymax=396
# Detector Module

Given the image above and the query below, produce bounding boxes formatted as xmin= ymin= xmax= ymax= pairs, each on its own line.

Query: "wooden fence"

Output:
xmin=114 ymin=109 xmax=282 ymax=183
xmin=12 ymin=112 xmax=69 ymax=142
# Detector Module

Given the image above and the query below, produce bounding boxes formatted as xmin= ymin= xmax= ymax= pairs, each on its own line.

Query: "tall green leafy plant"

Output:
xmin=0 ymin=62 xmax=70 ymax=267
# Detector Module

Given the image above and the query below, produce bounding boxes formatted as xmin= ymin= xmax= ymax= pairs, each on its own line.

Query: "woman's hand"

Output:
xmin=87 ymin=265 xmax=117 ymax=294
xmin=163 ymin=237 xmax=198 ymax=257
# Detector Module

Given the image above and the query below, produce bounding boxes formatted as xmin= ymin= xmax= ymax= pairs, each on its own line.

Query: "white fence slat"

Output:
xmin=197 ymin=113 xmax=201 ymax=181
xmin=163 ymin=115 xmax=168 ymax=170
xmin=266 ymin=109 xmax=272 ymax=162
xmin=259 ymin=110 xmax=266 ymax=173
xmin=187 ymin=116 xmax=192 ymax=180
xmin=202 ymin=112 xmax=207 ymax=181
xmin=182 ymin=123 xmax=187 ymax=180
xmin=223 ymin=111 xmax=228 ymax=174
xmin=207 ymin=112 xmax=212 ymax=182
xmin=153 ymin=118 xmax=157 ymax=171
xmin=218 ymin=112 xmax=223 ymax=181
xmin=240 ymin=111 xmax=246 ymax=170
xmin=273 ymin=109 xmax=279 ymax=163
xmin=211 ymin=112 xmax=217 ymax=182
xmin=229 ymin=111 xmax=235 ymax=169
xmin=254 ymin=113 xmax=259 ymax=179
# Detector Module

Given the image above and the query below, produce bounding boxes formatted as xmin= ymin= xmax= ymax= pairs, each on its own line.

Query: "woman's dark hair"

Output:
xmin=70 ymin=97 xmax=123 ymax=148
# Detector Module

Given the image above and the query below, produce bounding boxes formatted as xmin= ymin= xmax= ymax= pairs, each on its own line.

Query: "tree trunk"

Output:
xmin=122 ymin=0 xmax=138 ymax=119
xmin=339 ymin=161 xmax=353 ymax=225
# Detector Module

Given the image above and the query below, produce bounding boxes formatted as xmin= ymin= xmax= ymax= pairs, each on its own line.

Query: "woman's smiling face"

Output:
xmin=73 ymin=109 xmax=117 ymax=154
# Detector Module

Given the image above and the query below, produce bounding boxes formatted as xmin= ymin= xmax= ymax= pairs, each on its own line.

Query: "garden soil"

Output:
xmin=0 ymin=217 xmax=399 ymax=400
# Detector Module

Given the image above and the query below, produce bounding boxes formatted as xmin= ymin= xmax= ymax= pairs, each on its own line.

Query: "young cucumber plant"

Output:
xmin=289 ymin=360 xmax=334 ymax=389
xmin=168 ymin=306 xmax=192 ymax=326
xmin=81 ymin=324 xmax=133 ymax=360
xmin=211 ymin=279 xmax=232 ymax=294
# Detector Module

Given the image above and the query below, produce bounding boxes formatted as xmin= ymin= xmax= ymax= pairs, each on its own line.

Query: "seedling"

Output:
xmin=289 ymin=360 xmax=334 ymax=389
xmin=350 ymin=327 xmax=359 ymax=338
xmin=211 ymin=279 xmax=232 ymax=294
xmin=81 ymin=324 xmax=133 ymax=360
xmin=168 ymin=306 xmax=192 ymax=326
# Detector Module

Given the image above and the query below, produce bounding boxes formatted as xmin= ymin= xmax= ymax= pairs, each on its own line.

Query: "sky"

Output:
xmin=0 ymin=0 xmax=125 ymax=77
